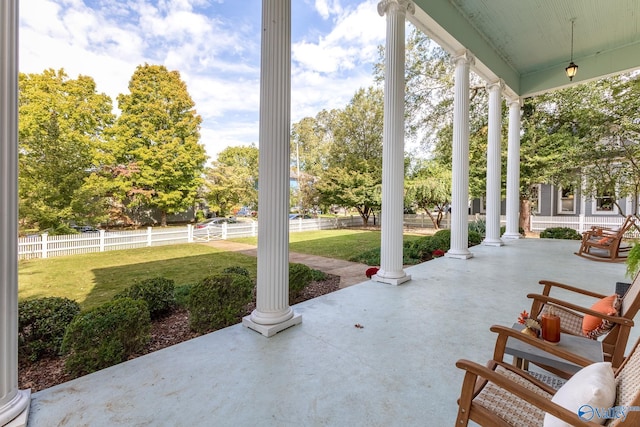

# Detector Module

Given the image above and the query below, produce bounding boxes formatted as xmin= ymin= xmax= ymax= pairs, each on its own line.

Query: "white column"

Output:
xmin=373 ymin=0 xmax=414 ymax=286
xmin=482 ymin=81 xmax=504 ymax=246
xmin=446 ymin=52 xmax=474 ymax=259
xmin=243 ymin=0 xmax=301 ymax=337
xmin=503 ymin=99 xmax=522 ymax=239
xmin=1 ymin=1 xmax=31 ymax=426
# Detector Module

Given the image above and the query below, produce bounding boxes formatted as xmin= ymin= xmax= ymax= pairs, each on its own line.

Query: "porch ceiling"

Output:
xmin=411 ymin=0 xmax=640 ymax=98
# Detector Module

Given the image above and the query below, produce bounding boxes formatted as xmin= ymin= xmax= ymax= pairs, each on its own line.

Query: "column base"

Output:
xmin=502 ymin=232 xmax=523 ymax=240
xmin=446 ymin=250 xmax=474 ymax=260
xmin=372 ymin=273 xmax=411 ymax=286
xmin=242 ymin=312 xmax=302 ymax=337
xmin=482 ymin=238 xmax=504 ymax=247
xmin=1 ymin=389 xmax=31 ymax=427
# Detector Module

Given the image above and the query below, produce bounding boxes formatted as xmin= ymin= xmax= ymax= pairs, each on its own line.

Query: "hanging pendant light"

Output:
xmin=565 ymin=19 xmax=578 ymax=81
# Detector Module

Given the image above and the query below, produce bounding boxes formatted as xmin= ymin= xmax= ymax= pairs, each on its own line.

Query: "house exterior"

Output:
xmin=472 ymin=183 xmax=637 ymax=217
xmin=3 ymin=2 xmax=640 ymax=425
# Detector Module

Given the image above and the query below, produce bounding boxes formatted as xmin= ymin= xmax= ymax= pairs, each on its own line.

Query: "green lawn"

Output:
xmin=19 ymin=244 xmax=257 ymax=310
xmin=233 ymin=229 xmax=422 ymax=260
xmin=18 ymin=229 xmax=423 ymax=310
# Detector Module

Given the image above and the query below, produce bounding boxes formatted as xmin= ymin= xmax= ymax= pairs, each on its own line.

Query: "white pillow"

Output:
xmin=543 ymin=362 xmax=616 ymax=427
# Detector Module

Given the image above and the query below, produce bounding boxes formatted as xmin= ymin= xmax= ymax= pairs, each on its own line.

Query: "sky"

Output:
xmin=19 ymin=0 xmax=388 ymax=164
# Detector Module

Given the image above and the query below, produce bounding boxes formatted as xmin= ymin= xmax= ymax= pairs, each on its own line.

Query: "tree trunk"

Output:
xmin=424 ymin=209 xmax=439 ymax=230
xmin=520 ymin=198 xmax=531 ymax=233
xmin=161 ymin=210 xmax=167 ymax=227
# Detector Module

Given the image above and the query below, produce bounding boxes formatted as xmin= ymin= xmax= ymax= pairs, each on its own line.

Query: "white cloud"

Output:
xmin=293 ymin=0 xmax=384 ymax=74
xmin=315 ymin=0 xmax=343 ymax=19
xmin=291 ymin=0 xmax=385 ymax=122
xmin=200 ymin=122 xmax=259 ymax=163
xmin=19 ymin=0 xmax=386 ymax=161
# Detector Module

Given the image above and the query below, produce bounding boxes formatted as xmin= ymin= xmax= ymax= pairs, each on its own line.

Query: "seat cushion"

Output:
xmin=475 ymin=365 xmax=551 ymax=427
xmin=582 ymin=295 xmax=620 ymax=338
xmin=543 ymin=362 xmax=616 ymax=427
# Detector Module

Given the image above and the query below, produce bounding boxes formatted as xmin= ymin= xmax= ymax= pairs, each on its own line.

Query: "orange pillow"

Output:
xmin=582 ymin=295 xmax=620 ymax=336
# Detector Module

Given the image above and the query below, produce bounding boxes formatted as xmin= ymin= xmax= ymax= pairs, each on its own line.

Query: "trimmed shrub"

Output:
xmin=349 ymin=247 xmax=381 ymax=266
xmin=310 ymin=269 xmax=328 ymax=282
xmin=113 ymin=277 xmax=176 ymax=319
xmin=188 ymin=274 xmax=254 ymax=333
xmin=405 ymin=236 xmax=433 ymax=261
xmin=540 ymin=227 xmax=582 ymax=240
xmin=432 ymin=229 xmax=452 ymax=252
xmin=289 ymin=263 xmax=313 ymax=303
xmin=468 ymin=230 xmax=483 ymax=246
xmin=61 ymin=298 xmax=151 ymax=376
xmin=174 ymin=283 xmax=193 ymax=307
xmin=18 ymin=297 xmax=80 ymax=362
xmin=222 ymin=266 xmax=251 ymax=278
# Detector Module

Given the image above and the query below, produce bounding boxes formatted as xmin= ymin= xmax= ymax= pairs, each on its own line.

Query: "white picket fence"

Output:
xmin=18 ymin=216 xmax=363 ymax=260
xmin=529 ymin=215 xmax=640 ymax=238
xmin=19 ymin=214 xmax=638 ymax=260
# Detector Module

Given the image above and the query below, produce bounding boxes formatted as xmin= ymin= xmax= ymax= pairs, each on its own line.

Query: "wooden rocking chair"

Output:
xmin=455 ymin=325 xmax=640 ymax=426
xmin=575 ymin=215 xmax=636 ymax=262
xmin=527 ymin=271 xmax=640 ymax=369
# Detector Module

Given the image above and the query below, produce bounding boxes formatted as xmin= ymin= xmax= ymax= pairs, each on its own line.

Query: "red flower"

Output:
xmin=365 ymin=267 xmax=379 ymax=278
xmin=517 ymin=310 xmax=530 ymax=325
xmin=432 ymin=249 xmax=445 ymax=258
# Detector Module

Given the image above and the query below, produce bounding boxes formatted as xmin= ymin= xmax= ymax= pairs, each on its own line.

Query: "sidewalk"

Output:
xmin=203 ymin=240 xmax=370 ymax=288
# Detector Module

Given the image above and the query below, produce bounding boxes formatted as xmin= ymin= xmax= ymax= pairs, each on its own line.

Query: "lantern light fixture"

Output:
xmin=565 ymin=19 xmax=578 ymax=81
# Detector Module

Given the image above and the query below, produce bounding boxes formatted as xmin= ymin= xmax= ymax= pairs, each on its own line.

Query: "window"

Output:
xmin=558 ymin=186 xmax=575 ymax=214
xmin=595 ymin=195 xmax=614 ymax=212
xmin=594 ymin=191 xmax=619 ymax=215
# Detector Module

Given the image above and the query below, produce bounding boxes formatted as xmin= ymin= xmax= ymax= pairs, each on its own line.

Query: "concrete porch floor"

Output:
xmin=27 ymin=238 xmax=638 ymax=426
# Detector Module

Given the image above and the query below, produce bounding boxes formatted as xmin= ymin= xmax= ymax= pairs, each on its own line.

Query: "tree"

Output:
xmin=291 ymin=111 xmax=335 ymax=178
xmin=315 ymin=87 xmax=384 ymax=224
xmin=405 ymin=161 xmax=451 ymax=229
xmin=18 ymin=69 xmax=115 ymax=230
xmin=112 ymin=64 xmax=206 ymax=226
xmin=572 ymin=74 xmax=640 ymax=216
xmin=204 ymin=145 xmax=259 ymax=216
xmin=315 ymin=168 xmax=381 ymax=224
xmin=290 ymin=110 xmax=336 ymax=213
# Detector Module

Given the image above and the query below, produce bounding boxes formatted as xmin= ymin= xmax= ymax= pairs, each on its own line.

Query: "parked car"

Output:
xmin=195 ymin=217 xmax=237 ymax=229
xmin=71 ymin=225 xmax=99 ymax=233
xmin=289 ymin=214 xmax=312 ymax=220
xmin=236 ymin=207 xmax=256 ymax=217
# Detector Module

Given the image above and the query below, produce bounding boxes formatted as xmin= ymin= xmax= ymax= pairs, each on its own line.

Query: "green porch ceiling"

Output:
xmin=411 ymin=0 xmax=640 ymax=97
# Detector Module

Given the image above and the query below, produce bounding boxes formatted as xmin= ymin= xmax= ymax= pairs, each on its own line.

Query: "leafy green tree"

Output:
xmin=316 ymin=168 xmax=381 ymax=224
xmin=290 ymin=110 xmax=336 ymax=213
xmin=204 ymin=145 xmax=259 ymax=216
xmin=291 ymin=111 xmax=335 ymax=177
xmin=571 ymin=74 xmax=640 ymax=216
xmin=112 ymin=64 xmax=206 ymax=226
xmin=316 ymin=87 xmax=384 ymax=224
xmin=405 ymin=161 xmax=451 ymax=229
xmin=18 ymin=69 xmax=115 ymax=230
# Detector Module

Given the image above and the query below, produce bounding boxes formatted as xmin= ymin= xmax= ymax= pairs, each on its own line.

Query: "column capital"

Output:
xmin=486 ymin=79 xmax=504 ymax=93
xmin=507 ymin=97 xmax=522 ymax=108
xmin=452 ymin=50 xmax=475 ymax=67
xmin=378 ymin=0 xmax=415 ymax=17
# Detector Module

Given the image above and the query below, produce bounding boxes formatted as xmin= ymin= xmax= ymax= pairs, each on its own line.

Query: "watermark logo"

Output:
xmin=578 ymin=405 xmax=640 ymax=422
xmin=578 ymin=405 xmax=595 ymax=421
